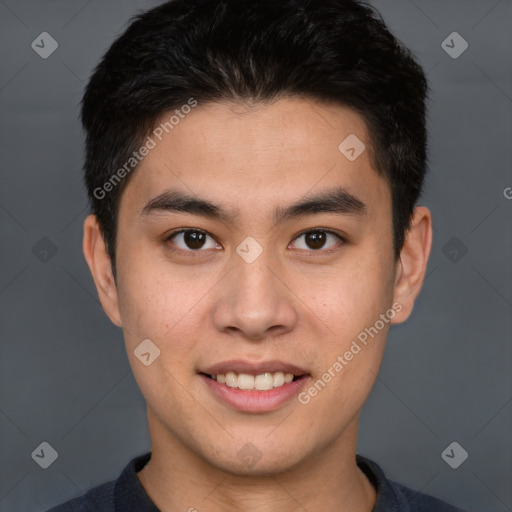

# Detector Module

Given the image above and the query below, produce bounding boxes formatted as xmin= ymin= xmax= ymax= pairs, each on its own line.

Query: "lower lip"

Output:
xmin=199 ymin=374 xmax=310 ymax=413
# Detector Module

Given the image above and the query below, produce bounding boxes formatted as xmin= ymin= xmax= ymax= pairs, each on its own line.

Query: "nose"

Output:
xmin=212 ymin=250 xmax=298 ymax=341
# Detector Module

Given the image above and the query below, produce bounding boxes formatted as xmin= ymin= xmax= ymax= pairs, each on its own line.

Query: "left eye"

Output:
xmin=291 ymin=230 xmax=342 ymax=251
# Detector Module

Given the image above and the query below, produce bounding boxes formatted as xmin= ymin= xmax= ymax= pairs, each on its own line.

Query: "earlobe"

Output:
xmin=82 ymin=214 xmax=123 ymax=327
xmin=391 ymin=206 xmax=433 ymax=324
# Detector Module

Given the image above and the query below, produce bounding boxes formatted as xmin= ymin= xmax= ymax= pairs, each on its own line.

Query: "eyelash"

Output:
xmin=164 ymin=228 xmax=346 ymax=258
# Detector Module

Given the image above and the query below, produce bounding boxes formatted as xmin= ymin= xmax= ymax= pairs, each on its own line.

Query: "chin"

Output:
xmin=200 ymin=440 xmax=307 ymax=477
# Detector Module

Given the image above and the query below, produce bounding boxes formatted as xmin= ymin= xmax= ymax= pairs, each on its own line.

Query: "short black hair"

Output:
xmin=81 ymin=0 xmax=429 ymax=278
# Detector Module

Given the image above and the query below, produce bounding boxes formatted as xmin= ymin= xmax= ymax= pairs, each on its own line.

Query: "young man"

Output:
xmin=49 ymin=0 xmax=468 ymax=510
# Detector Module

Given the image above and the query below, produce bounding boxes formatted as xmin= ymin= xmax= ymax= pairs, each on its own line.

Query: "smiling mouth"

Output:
xmin=200 ymin=371 xmax=306 ymax=391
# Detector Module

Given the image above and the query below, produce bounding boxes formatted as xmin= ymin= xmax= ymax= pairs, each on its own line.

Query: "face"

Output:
xmin=85 ymin=97 xmax=427 ymax=476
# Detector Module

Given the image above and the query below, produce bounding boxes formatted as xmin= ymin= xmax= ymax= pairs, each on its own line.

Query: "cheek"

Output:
xmin=304 ymin=253 xmax=394 ymax=337
xmin=301 ymin=262 xmax=394 ymax=413
xmin=118 ymin=274 xmax=194 ymax=341
xmin=115 ymin=253 xmax=223 ymax=358
xmin=116 ymin=269 xmax=205 ymax=396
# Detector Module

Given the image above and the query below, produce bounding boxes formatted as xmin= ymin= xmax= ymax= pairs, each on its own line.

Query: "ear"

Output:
xmin=82 ymin=214 xmax=122 ymax=327
xmin=391 ymin=206 xmax=433 ymax=324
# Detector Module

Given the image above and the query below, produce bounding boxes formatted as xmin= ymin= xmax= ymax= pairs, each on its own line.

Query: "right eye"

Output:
xmin=165 ymin=229 xmax=221 ymax=254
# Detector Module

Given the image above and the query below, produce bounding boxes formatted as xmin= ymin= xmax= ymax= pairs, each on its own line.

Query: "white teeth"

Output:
xmin=211 ymin=371 xmax=297 ymax=391
xmin=255 ymin=373 xmax=274 ymax=390
xmin=238 ymin=373 xmax=255 ymax=390
xmin=225 ymin=372 xmax=238 ymax=388
xmin=273 ymin=372 xmax=285 ymax=387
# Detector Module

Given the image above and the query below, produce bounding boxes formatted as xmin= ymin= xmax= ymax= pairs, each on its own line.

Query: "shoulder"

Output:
xmin=389 ymin=479 xmax=469 ymax=511
xmin=45 ymin=480 xmax=116 ymax=512
xmin=46 ymin=451 xmax=153 ymax=512
xmin=356 ymin=455 xmax=469 ymax=512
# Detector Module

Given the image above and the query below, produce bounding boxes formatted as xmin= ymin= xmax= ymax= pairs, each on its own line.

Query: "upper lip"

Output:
xmin=200 ymin=359 xmax=309 ymax=377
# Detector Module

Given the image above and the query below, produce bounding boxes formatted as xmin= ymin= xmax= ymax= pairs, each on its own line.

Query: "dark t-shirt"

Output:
xmin=47 ymin=451 xmax=468 ymax=511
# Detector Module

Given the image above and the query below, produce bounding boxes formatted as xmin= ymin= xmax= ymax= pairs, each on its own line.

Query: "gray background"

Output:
xmin=0 ymin=0 xmax=511 ymax=511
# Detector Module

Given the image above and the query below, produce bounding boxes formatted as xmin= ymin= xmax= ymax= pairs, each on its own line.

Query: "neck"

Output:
xmin=137 ymin=409 xmax=376 ymax=512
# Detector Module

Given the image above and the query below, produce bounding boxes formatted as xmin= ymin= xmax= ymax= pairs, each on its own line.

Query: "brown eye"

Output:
xmin=167 ymin=229 xmax=219 ymax=251
xmin=305 ymin=231 xmax=327 ymax=250
xmin=183 ymin=230 xmax=206 ymax=249
xmin=291 ymin=229 xmax=343 ymax=252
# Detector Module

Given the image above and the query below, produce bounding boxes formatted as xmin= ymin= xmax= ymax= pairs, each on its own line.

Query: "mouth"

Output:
xmin=200 ymin=371 xmax=307 ymax=391
xmin=197 ymin=359 xmax=310 ymax=412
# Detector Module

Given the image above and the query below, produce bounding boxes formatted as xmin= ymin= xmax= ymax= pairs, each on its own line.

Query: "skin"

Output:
xmin=83 ymin=97 xmax=432 ymax=512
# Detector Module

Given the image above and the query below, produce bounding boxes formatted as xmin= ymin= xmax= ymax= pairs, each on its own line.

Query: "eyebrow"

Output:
xmin=140 ymin=186 xmax=367 ymax=226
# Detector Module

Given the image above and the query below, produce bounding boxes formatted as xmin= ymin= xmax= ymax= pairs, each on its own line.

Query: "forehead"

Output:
xmin=120 ymin=98 xmax=389 ymax=220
